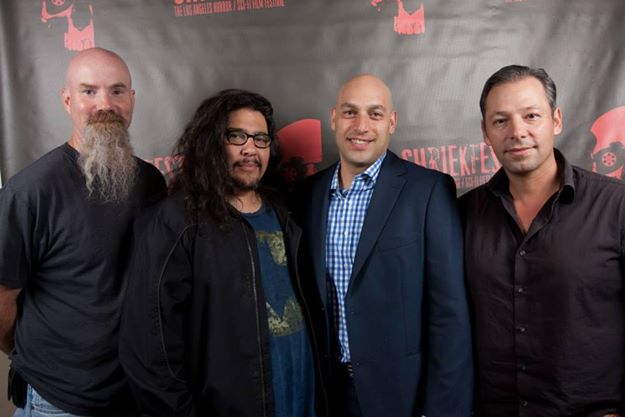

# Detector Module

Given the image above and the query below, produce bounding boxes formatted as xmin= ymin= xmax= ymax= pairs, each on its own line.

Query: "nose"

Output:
xmin=240 ymin=136 xmax=258 ymax=155
xmin=354 ymin=113 xmax=370 ymax=133
xmin=509 ymin=116 xmax=527 ymax=140
xmin=97 ymin=93 xmax=112 ymax=110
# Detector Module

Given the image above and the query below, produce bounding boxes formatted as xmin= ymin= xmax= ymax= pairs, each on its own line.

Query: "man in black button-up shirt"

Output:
xmin=461 ymin=65 xmax=625 ymax=417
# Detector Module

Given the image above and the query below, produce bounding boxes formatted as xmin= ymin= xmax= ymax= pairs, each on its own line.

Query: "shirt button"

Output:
xmin=520 ymin=400 xmax=528 ymax=407
xmin=517 ymin=326 xmax=527 ymax=333
xmin=519 ymin=250 xmax=526 ymax=256
xmin=516 ymin=287 xmax=525 ymax=294
xmin=518 ymin=363 xmax=527 ymax=371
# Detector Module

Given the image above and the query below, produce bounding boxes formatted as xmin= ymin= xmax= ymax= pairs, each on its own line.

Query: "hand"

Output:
xmin=603 ymin=414 xmax=620 ymax=417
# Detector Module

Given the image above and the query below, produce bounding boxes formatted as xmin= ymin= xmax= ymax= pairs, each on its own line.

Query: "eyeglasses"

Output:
xmin=225 ymin=129 xmax=272 ymax=149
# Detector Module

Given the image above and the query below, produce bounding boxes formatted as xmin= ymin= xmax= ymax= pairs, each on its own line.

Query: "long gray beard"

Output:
xmin=78 ymin=111 xmax=138 ymax=203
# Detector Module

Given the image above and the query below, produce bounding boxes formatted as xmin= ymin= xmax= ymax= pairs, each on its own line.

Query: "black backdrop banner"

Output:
xmin=1 ymin=0 xmax=625 ymax=192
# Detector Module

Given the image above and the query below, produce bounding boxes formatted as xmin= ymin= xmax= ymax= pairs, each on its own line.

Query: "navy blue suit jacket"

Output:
xmin=296 ymin=152 xmax=473 ymax=417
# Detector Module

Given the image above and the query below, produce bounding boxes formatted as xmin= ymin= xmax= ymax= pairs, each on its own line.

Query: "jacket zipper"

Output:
xmin=285 ymin=216 xmax=330 ymax=417
xmin=242 ymin=221 xmax=268 ymax=417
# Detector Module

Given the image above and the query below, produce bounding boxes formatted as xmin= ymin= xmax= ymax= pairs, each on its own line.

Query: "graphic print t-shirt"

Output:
xmin=242 ymin=204 xmax=316 ymax=417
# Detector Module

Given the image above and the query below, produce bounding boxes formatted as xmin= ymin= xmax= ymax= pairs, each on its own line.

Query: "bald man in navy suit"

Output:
xmin=294 ymin=74 xmax=473 ymax=417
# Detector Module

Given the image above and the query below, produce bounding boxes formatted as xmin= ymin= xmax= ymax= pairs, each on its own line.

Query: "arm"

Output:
xmin=119 ymin=214 xmax=197 ymax=417
xmin=0 ymin=189 xmax=33 ymax=356
xmin=0 ymin=284 xmax=21 ymax=355
xmin=423 ymin=175 xmax=473 ymax=417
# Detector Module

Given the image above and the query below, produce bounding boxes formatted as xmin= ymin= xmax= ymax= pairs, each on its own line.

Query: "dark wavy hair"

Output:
xmin=170 ymin=89 xmax=279 ymax=223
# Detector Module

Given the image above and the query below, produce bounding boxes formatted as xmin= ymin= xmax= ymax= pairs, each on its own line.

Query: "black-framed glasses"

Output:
xmin=225 ymin=129 xmax=272 ymax=149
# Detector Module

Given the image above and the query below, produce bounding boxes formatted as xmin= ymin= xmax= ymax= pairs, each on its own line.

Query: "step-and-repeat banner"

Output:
xmin=1 ymin=0 xmax=625 ymax=193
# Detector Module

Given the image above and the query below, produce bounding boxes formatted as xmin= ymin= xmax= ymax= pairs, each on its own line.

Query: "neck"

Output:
xmin=339 ymin=162 xmax=369 ymax=189
xmin=506 ymin=155 xmax=560 ymax=203
xmin=228 ymin=189 xmax=263 ymax=213
xmin=505 ymin=154 xmax=560 ymax=234
xmin=68 ymin=134 xmax=81 ymax=152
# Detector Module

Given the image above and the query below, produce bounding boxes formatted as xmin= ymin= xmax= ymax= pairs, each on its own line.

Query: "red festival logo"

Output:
xmin=371 ymin=0 xmax=425 ymax=36
xmin=590 ymin=106 xmax=625 ymax=179
xmin=276 ymin=119 xmax=323 ymax=184
xmin=41 ymin=0 xmax=95 ymax=51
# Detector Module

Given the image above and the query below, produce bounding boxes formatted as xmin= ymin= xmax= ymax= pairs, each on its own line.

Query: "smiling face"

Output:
xmin=331 ymin=75 xmax=397 ymax=182
xmin=225 ymin=108 xmax=271 ymax=192
xmin=481 ymin=76 xmax=562 ymax=179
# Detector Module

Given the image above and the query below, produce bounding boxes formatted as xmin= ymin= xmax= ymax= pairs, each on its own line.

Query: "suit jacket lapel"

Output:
xmin=350 ymin=153 xmax=406 ymax=288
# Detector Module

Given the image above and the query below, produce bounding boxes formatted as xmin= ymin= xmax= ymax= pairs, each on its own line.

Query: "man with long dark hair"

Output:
xmin=120 ymin=89 xmax=326 ymax=417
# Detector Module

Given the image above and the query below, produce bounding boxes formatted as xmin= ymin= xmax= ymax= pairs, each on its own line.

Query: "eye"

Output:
xmin=526 ymin=112 xmax=541 ymax=120
xmin=343 ymin=109 xmax=356 ymax=117
xmin=492 ymin=118 xmax=506 ymax=127
xmin=227 ymin=131 xmax=246 ymax=143
xmin=370 ymin=111 xmax=384 ymax=119
xmin=82 ymin=88 xmax=95 ymax=96
xmin=254 ymin=134 xmax=272 ymax=147
xmin=111 ymin=88 xmax=125 ymax=96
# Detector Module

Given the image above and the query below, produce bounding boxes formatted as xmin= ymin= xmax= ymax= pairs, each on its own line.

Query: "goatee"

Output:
xmin=232 ymin=158 xmax=262 ymax=191
xmin=78 ymin=110 xmax=138 ymax=203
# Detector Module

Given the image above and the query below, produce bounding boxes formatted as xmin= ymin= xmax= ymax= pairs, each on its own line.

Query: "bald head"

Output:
xmin=331 ymin=74 xmax=397 ymax=187
xmin=62 ymin=47 xmax=135 ymax=149
xmin=336 ymin=74 xmax=394 ymax=112
xmin=64 ymin=48 xmax=132 ymax=89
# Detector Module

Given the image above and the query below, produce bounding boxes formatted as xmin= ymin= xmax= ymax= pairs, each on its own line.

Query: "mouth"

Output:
xmin=234 ymin=159 xmax=261 ymax=171
xmin=505 ymin=146 xmax=534 ymax=157
xmin=348 ymin=137 xmax=374 ymax=147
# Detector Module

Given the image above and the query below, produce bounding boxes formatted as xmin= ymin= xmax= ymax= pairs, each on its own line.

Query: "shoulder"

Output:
xmin=458 ymin=184 xmax=489 ymax=205
xmin=136 ymin=158 xmax=165 ymax=180
xmin=289 ymin=163 xmax=335 ymax=210
xmin=3 ymin=145 xmax=70 ymax=193
xmin=384 ymin=151 xmax=455 ymax=190
xmin=136 ymin=191 xmax=194 ymax=239
xmin=133 ymin=158 xmax=167 ymax=203
xmin=299 ymin=163 xmax=336 ymax=189
xmin=387 ymin=151 xmax=444 ymax=178
xmin=457 ymin=184 xmax=490 ymax=218
xmin=135 ymin=158 xmax=167 ymax=187
xmin=569 ymin=166 xmax=625 ymax=218
xmin=573 ymin=165 xmax=625 ymax=194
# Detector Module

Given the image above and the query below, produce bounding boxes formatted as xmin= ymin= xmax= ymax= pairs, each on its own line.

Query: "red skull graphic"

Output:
xmin=590 ymin=106 xmax=625 ymax=179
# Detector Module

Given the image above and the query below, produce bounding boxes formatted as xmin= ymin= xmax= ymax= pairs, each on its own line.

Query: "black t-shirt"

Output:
xmin=0 ymin=143 xmax=166 ymax=415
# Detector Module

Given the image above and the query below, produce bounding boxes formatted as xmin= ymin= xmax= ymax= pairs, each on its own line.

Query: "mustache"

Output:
xmin=87 ymin=110 xmax=127 ymax=126
xmin=233 ymin=158 xmax=261 ymax=168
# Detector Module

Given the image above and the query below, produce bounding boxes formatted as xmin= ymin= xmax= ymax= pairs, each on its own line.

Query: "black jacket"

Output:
xmin=119 ymin=191 xmax=328 ymax=417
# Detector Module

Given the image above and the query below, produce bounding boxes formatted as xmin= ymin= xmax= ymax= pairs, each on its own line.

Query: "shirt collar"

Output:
xmin=330 ymin=151 xmax=387 ymax=192
xmin=486 ymin=148 xmax=576 ymax=202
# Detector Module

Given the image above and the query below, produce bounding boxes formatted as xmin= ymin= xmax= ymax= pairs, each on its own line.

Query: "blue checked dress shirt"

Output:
xmin=325 ymin=152 xmax=386 ymax=363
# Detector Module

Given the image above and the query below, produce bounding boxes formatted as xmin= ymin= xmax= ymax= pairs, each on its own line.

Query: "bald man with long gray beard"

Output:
xmin=0 ymin=47 xmax=165 ymax=417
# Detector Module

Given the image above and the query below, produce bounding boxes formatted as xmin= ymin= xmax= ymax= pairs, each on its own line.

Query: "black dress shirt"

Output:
xmin=460 ymin=149 xmax=625 ymax=417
